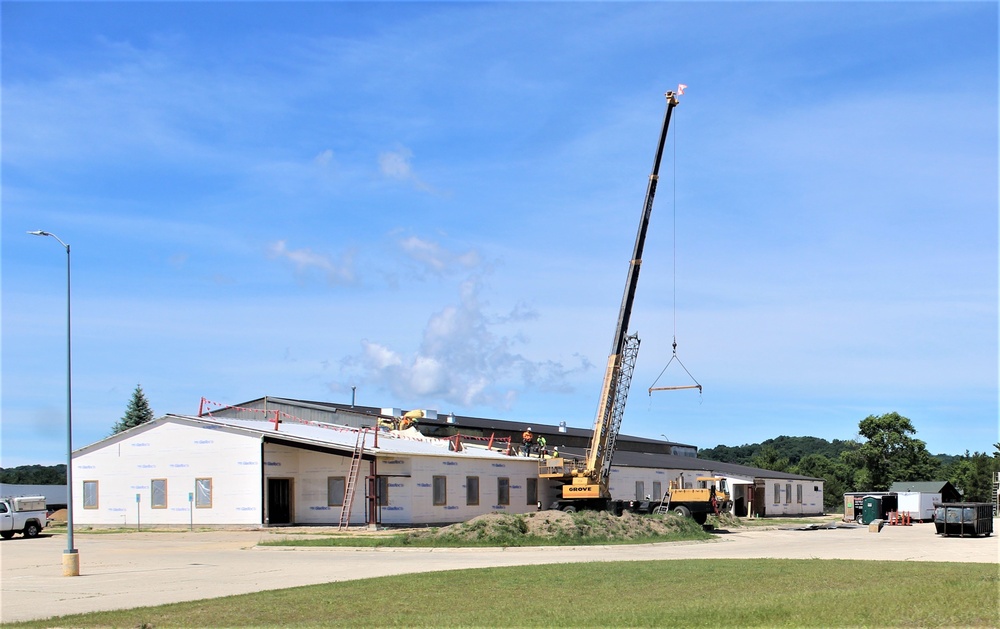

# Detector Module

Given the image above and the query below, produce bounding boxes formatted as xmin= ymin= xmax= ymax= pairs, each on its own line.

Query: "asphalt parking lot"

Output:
xmin=1 ymin=520 xmax=997 ymax=624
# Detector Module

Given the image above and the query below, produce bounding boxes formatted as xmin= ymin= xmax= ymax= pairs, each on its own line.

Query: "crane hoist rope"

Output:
xmin=648 ymin=88 xmax=701 ymax=397
xmin=539 ymin=89 xmax=681 ymax=506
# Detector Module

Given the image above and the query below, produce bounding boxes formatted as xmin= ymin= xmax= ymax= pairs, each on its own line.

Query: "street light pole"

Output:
xmin=27 ymin=230 xmax=79 ymax=577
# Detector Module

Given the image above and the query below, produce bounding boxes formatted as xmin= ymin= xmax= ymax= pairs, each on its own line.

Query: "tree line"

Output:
xmin=700 ymin=412 xmax=1000 ymax=512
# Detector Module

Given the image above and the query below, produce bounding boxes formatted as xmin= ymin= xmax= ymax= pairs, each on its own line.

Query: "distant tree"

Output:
xmin=700 ymin=436 xmax=857 ymax=468
xmin=0 ymin=464 xmax=66 ymax=484
xmin=698 ymin=443 xmax=757 ymax=464
xmin=843 ymin=412 xmax=940 ymax=491
xmin=947 ymin=451 xmax=995 ymax=502
xmin=792 ymin=453 xmax=854 ymax=512
xmin=749 ymin=445 xmax=790 ymax=473
xmin=111 ymin=384 xmax=155 ymax=435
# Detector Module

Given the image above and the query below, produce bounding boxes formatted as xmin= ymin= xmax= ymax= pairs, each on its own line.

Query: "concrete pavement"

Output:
xmin=2 ymin=521 xmax=997 ymax=624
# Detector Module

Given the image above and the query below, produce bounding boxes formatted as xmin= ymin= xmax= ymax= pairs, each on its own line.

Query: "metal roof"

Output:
xmin=83 ymin=414 xmax=531 ymax=462
xmin=888 ymin=481 xmax=958 ymax=494
xmin=559 ymin=447 xmax=823 ymax=481
xmin=251 ymin=396 xmax=696 ymax=448
xmin=0 ymin=484 xmax=67 ymax=505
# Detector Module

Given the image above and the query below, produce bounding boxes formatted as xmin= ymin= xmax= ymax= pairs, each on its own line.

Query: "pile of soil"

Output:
xmin=407 ymin=509 xmax=702 ymax=543
xmin=47 ymin=508 xmax=67 ymax=523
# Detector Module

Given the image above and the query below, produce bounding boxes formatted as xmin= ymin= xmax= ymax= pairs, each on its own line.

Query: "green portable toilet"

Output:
xmin=861 ymin=496 xmax=882 ymax=525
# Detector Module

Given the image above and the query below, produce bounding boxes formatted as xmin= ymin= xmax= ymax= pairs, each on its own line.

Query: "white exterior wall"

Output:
xmin=260 ymin=446 xmax=546 ymax=526
xmin=74 ymin=422 xmax=263 ymax=527
xmin=377 ymin=456 xmax=413 ymax=525
xmin=608 ymin=466 xmax=716 ymax=501
xmin=763 ymin=477 xmax=824 ymax=516
xmin=390 ymin=455 xmax=542 ymax=525
xmin=262 ymin=444 xmax=377 ymax=526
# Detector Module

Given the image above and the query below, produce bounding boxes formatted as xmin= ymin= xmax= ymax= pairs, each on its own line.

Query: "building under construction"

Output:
xmin=70 ymin=396 xmax=824 ymax=528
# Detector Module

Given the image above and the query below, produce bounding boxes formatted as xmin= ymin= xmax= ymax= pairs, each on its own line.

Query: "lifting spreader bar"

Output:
xmin=648 ymin=339 xmax=702 ymax=394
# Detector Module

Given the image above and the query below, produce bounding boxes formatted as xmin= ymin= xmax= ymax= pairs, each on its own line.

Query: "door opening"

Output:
xmin=267 ymin=478 xmax=292 ymax=525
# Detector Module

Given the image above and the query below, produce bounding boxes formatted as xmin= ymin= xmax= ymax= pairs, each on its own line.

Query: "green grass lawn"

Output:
xmin=9 ymin=559 xmax=998 ymax=628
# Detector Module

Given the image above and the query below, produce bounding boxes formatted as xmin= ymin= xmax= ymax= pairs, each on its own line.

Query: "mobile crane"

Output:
xmin=539 ymin=90 xmax=730 ymax=523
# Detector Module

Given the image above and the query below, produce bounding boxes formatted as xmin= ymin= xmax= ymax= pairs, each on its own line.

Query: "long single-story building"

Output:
xmin=0 ymin=484 xmax=68 ymax=511
xmin=70 ymin=397 xmax=824 ymax=527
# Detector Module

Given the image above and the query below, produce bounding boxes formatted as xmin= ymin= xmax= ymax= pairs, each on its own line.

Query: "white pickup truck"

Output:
xmin=0 ymin=496 xmax=48 ymax=539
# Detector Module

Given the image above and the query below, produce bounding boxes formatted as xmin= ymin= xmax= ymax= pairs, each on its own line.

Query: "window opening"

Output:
xmin=328 ymin=476 xmax=346 ymax=507
xmin=526 ymin=478 xmax=538 ymax=505
xmin=83 ymin=481 xmax=99 ymax=509
xmin=195 ymin=478 xmax=213 ymax=508
xmin=377 ymin=477 xmax=389 ymax=507
xmin=151 ymin=479 xmax=167 ymax=509
xmin=433 ymin=476 xmax=447 ymax=506
xmin=467 ymin=476 xmax=480 ymax=506
xmin=498 ymin=477 xmax=510 ymax=505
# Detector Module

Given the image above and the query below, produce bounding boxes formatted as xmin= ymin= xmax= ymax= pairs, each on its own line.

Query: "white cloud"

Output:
xmin=314 ymin=149 xmax=334 ymax=167
xmin=268 ymin=239 xmax=355 ymax=285
xmin=341 ymin=271 xmax=592 ymax=409
xmin=378 ymin=146 xmax=437 ymax=193
xmin=361 ymin=341 xmax=404 ymax=370
xmin=398 ymin=235 xmax=481 ymax=277
xmin=378 ymin=147 xmax=414 ymax=179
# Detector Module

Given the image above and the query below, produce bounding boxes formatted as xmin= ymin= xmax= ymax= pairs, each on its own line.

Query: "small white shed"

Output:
xmin=895 ymin=491 xmax=940 ymax=521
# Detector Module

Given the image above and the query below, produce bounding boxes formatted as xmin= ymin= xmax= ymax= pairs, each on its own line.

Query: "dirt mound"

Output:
xmin=407 ymin=509 xmax=702 ymax=544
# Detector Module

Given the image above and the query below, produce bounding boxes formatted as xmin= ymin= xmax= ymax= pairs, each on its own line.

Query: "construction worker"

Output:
xmin=521 ymin=427 xmax=533 ymax=456
xmin=536 ymin=435 xmax=547 ymax=458
xmin=399 ymin=410 xmax=423 ymax=431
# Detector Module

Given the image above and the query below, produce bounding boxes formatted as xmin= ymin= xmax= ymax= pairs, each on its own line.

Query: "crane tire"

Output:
xmin=562 ymin=506 xmax=577 ymax=514
xmin=673 ymin=505 xmax=691 ymax=519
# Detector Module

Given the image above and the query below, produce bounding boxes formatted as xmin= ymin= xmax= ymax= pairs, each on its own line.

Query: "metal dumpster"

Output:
xmin=933 ymin=503 xmax=994 ymax=537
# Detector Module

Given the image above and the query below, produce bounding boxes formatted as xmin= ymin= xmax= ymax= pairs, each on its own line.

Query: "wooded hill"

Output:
xmin=0 ymin=464 xmax=67 ymax=485
xmin=699 ymin=436 xmax=959 ymax=468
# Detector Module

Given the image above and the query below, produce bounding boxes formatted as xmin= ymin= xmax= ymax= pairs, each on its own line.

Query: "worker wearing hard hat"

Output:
xmin=521 ymin=428 xmax=533 ymax=456
xmin=399 ymin=409 xmax=423 ymax=431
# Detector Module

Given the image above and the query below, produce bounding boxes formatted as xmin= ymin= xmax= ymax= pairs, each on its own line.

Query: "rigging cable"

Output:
xmin=649 ymin=100 xmax=701 ymax=396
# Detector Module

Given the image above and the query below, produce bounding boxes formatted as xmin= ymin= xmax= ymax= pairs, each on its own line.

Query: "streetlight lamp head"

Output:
xmin=27 ymin=230 xmax=50 ymax=236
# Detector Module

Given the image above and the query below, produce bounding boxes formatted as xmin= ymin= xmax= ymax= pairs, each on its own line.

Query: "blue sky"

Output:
xmin=2 ymin=2 xmax=996 ymax=468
